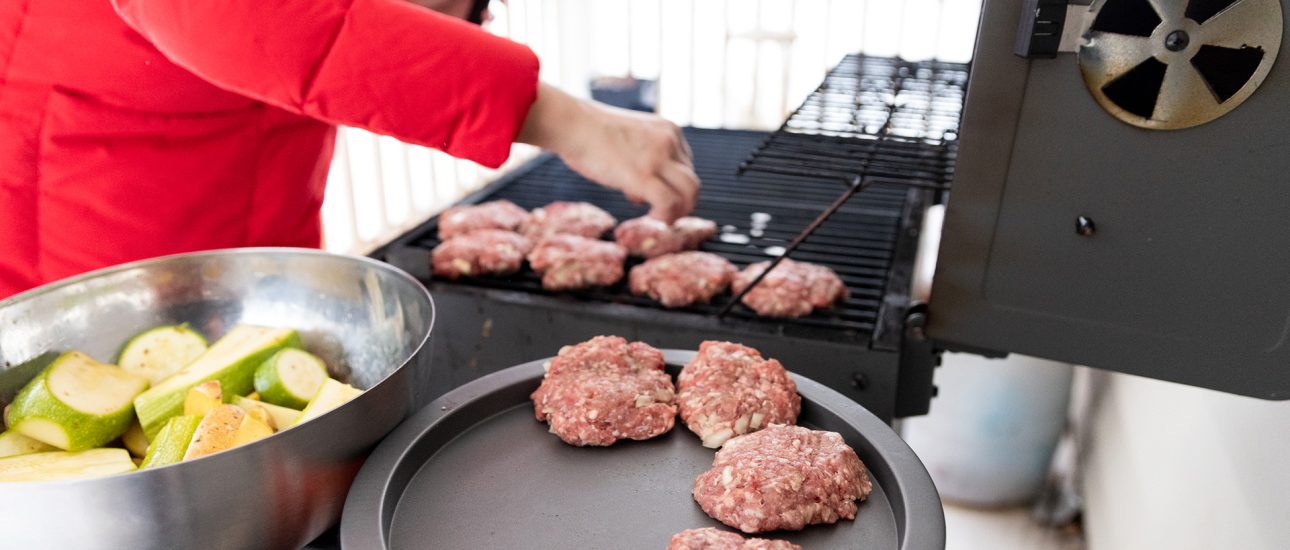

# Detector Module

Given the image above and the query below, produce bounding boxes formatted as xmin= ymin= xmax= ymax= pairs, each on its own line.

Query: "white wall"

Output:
xmin=1083 ymin=373 xmax=1290 ymax=550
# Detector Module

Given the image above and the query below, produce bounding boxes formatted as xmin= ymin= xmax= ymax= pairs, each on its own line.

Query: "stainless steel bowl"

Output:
xmin=0 ymin=248 xmax=435 ymax=550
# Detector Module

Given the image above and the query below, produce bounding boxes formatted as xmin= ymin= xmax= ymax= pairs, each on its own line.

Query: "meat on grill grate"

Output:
xmin=732 ymin=259 xmax=848 ymax=318
xmin=431 ymin=230 xmax=531 ymax=280
xmin=437 ymin=200 xmax=529 ymax=240
xmin=614 ymin=216 xmax=685 ymax=258
xmin=527 ymin=234 xmax=627 ymax=291
xmin=628 ymin=252 xmax=736 ymax=308
xmin=521 ymin=201 xmax=617 ymax=240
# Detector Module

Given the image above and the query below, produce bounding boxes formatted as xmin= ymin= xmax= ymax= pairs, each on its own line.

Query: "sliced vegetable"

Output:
xmin=295 ymin=379 xmax=363 ymax=426
xmin=117 ymin=324 xmax=208 ymax=386
xmin=232 ymin=396 xmax=301 ymax=431
xmin=0 ymin=449 xmax=136 ymax=482
xmin=7 ymin=352 xmax=149 ymax=451
xmin=140 ymin=415 xmax=202 ymax=469
xmin=254 ymin=348 xmax=328 ymax=409
xmin=183 ymin=380 xmax=222 ymax=417
xmin=0 ymin=431 xmax=57 ymax=458
xmin=183 ymin=405 xmax=245 ymax=460
xmin=133 ymin=325 xmax=299 ymax=438
xmin=230 ymin=413 xmax=273 ymax=447
xmin=121 ymin=421 xmax=149 ymax=457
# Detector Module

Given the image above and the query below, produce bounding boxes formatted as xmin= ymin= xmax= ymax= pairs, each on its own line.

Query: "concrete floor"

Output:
xmin=944 ymin=504 xmax=1082 ymax=550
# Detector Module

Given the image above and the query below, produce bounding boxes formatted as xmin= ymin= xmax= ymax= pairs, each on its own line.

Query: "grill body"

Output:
xmin=379 ymin=129 xmax=936 ymax=420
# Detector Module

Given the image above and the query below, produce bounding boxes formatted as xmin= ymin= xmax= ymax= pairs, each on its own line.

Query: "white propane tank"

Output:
xmin=901 ymin=352 xmax=1074 ymax=506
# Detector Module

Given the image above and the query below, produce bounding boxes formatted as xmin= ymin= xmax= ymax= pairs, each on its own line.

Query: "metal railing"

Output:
xmin=321 ymin=0 xmax=982 ymax=254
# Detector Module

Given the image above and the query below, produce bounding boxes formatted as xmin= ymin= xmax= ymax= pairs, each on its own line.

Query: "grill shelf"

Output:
xmin=724 ymin=55 xmax=967 ymax=317
xmin=381 ymin=128 xmax=924 ymax=342
xmin=739 ymin=54 xmax=966 ymax=191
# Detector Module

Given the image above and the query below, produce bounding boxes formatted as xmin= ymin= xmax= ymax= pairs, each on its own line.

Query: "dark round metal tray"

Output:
xmin=341 ymin=350 xmax=944 ymax=549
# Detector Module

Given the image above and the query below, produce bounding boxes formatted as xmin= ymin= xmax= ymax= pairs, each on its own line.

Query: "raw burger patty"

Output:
xmin=667 ymin=528 xmax=801 ymax=550
xmin=614 ymin=216 xmax=685 ymax=258
xmin=615 ymin=215 xmax=719 ymax=258
xmin=437 ymin=200 xmax=529 ymax=239
xmin=731 ymin=259 xmax=848 ymax=318
xmin=527 ymin=235 xmax=628 ymax=290
xmin=693 ymin=424 xmax=873 ymax=533
xmin=431 ymin=230 xmax=531 ymax=279
xmin=522 ymin=201 xmax=617 ymax=240
xmin=677 ymin=341 xmax=800 ymax=448
xmin=629 ymin=252 xmax=736 ymax=308
xmin=530 ymin=336 xmax=677 ymax=446
xmin=672 ymin=216 xmax=719 ymax=249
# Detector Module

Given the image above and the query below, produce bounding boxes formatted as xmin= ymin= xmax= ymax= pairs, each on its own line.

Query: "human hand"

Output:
xmin=517 ymin=83 xmax=699 ymax=222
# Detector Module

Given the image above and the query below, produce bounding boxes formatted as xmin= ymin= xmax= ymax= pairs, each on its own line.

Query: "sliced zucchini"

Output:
xmin=254 ymin=348 xmax=328 ymax=409
xmin=118 ymin=324 xmax=208 ymax=386
xmin=122 ymin=421 xmax=150 ymax=457
xmin=232 ymin=396 xmax=301 ymax=431
xmin=0 ymin=449 xmax=136 ymax=482
xmin=295 ymin=379 xmax=363 ymax=426
xmin=0 ymin=431 xmax=57 ymax=458
xmin=7 ymin=352 xmax=150 ymax=451
xmin=133 ymin=325 xmax=299 ymax=438
xmin=140 ymin=415 xmax=202 ymax=469
xmin=183 ymin=380 xmax=222 ymax=417
xmin=182 ymin=404 xmax=245 ymax=460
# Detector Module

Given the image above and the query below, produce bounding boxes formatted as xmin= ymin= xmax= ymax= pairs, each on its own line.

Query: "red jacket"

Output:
xmin=0 ymin=0 xmax=539 ymax=299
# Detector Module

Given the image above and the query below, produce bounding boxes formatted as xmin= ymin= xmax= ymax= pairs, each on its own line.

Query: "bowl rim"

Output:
xmin=0 ymin=247 xmax=436 ymax=483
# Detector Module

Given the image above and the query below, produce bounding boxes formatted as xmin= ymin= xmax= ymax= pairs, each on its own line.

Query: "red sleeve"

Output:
xmin=111 ymin=0 xmax=539 ymax=168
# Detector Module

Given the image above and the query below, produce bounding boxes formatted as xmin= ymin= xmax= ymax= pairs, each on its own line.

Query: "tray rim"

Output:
xmin=339 ymin=349 xmax=945 ymax=549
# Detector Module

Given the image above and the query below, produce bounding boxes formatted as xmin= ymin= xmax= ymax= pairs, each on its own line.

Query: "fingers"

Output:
xmin=641 ymin=175 xmax=688 ymax=223
xmin=672 ymin=126 xmax=693 ymax=164
xmin=660 ymin=160 xmax=699 ymax=216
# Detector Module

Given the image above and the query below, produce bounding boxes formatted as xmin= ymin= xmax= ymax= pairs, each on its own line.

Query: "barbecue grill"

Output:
xmin=377 ymin=56 xmax=964 ymax=421
xmin=347 ymin=0 xmax=1290 ymax=547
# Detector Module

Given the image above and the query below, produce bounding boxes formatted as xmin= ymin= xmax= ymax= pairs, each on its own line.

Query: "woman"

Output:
xmin=0 ymin=0 xmax=698 ymax=298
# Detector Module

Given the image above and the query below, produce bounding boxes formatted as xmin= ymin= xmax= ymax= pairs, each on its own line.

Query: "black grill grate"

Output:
xmin=740 ymin=54 xmax=968 ymax=190
xmin=382 ymin=128 xmax=921 ymax=341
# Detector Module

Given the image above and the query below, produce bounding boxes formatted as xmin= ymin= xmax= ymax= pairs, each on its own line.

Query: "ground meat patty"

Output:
xmin=629 ymin=252 xmax=736 ymax=308
xmin=673 ymin=216 xmax=719 ymax=249
xmin=666 ymin=528 xmax=802 ymax=550
xmin=614 ymin=216 xmax=686 ymax=258
xmin=677 ymin=341 xmax=800 ymax=448
xmin=522 ymin=201 xmax=617 ymax=240
xmin=693 ymin=424 xmax=873 ymax=533
xmin=437 ymin=200 xmax=529 ymax=239
xmin=430 ymin=230 xmax=531 ymax=280
xmin=731 ymin=259 xmax=848 ymax=318
xmin=527 ymin=235 xmax=628 ymax=290
xmin=530 ymin=336 xmax=677 ymax=446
